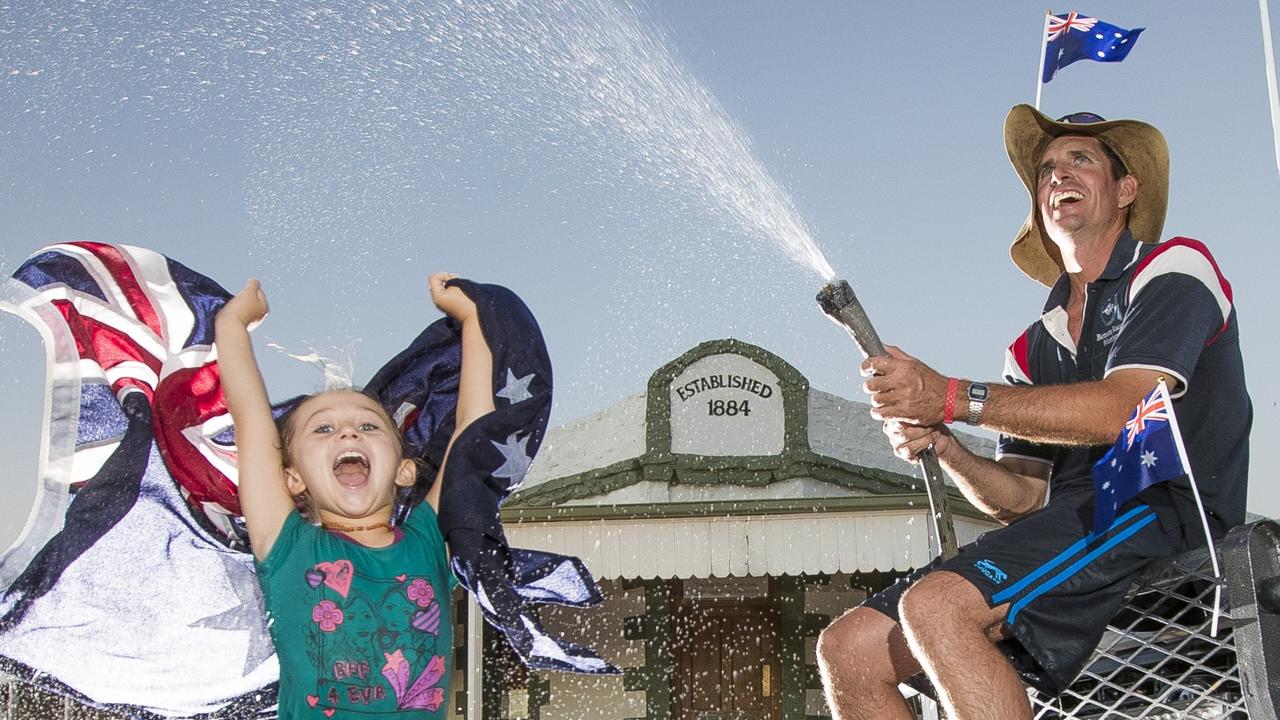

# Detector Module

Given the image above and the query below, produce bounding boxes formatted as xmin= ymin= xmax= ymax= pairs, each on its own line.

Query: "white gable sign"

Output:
xmin=669 ymin=353 xmax=784 ymax=456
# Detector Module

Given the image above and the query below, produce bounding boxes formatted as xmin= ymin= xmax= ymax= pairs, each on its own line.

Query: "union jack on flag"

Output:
xmin=1046 ymin=11 xmax=1097 ymax=41
xmin=1041 ymin=12 xmax=1144 ymax=84
xmin=1123 ymin=389 xmax=1172 ymax=450
xmin=9 ymin=243 xmax=246 ymax=533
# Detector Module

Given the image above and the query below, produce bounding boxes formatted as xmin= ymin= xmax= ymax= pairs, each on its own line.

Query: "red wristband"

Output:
xmin=943 ymin=378 xmax=959 ymax=424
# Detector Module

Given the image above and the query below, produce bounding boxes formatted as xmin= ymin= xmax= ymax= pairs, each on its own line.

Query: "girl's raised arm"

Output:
xmin=215 ymin=280 xmax=296 ymax=561
xmin=424 ymin=273 xmax=495 ymax=512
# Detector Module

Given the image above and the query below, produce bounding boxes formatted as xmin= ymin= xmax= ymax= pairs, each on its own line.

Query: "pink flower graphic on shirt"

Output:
xmin=311 ymin=600 xmax=344 ymax=632
xmin=406 ymin=578 xmax=435 ymax=607
xmin=381 ymin=650 xmax=446 ymax=710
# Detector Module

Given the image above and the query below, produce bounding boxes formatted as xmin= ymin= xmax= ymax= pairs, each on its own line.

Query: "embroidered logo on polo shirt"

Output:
xmin=975 ymin=559 xmax=1008 ymax=585
xmin=1095 ymin=294 xmax=1125 ymax=347
xmin=1100 ymin=298 xmax=1121 ymax=326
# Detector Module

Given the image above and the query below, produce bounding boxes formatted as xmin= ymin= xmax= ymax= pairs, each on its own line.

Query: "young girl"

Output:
xmin=216 ymin=272 xmax=493 ymax=718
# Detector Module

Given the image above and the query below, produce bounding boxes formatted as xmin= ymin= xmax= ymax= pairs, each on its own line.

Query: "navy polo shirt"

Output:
xmin=997 ymin=232 xmax=1251 ymax=535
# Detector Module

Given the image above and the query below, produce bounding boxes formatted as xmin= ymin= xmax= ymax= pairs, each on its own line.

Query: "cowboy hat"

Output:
xmin=1004 ymin=104 xmax=1169 ymax=286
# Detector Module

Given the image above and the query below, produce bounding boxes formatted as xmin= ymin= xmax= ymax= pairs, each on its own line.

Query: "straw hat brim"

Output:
xmin=1004 ymin=104 xmax=1169 ymax=286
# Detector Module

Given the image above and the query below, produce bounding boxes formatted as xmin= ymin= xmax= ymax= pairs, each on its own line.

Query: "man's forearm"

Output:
xmin=865 ymin=350 xmax=1162 ymax=449
xmin=935 ymin=436 xmax=1047 ymax=524
xmin=975 ymin=370 xmax=1160 ymax=446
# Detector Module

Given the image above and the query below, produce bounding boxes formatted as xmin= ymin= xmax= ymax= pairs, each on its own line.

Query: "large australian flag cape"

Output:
xmin=0 ymin=243 xmax=615 ymax=718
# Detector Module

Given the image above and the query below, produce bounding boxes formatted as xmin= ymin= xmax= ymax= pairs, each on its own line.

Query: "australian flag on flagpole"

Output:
xmin=1092 ymin=380 xmax=1187 ymax=532
xmin=1043 ymin=12 xmax=1145 ymax=83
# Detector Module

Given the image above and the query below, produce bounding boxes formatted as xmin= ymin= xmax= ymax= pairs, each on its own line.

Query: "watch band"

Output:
xmin=966 ymin=382 xmax=989 ymax=425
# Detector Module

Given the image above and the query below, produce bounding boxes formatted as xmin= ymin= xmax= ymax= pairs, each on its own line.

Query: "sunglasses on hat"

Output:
xmin=1056 ymin=111 xmax=1107 ymax=124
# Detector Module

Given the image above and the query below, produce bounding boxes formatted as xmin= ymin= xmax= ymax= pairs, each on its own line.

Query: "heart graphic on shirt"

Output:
xmin=396 ymin=574 xmax=407 ymax=582
xmin=306 ymin=695 xmax=319 ymax=708
xmin=324 ymin=709 xmax=336 ymax=718
xmin=315 ymin=560 xmax=354 ymax=598
xmin=412 ymin=604 xmax=441 ymax=635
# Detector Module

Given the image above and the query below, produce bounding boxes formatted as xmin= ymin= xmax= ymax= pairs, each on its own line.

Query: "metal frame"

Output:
xmin=1223 ymin=520 xmax=1280 ymax=718
xmin=1028 ymin=520 xmax=1279 ymax=719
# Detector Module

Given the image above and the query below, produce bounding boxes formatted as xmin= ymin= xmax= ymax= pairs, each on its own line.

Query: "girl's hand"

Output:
xmin=220 ymin=279 xmax=270 ymax=330
xmin=429 ymin=272 xmax=477 ymax=322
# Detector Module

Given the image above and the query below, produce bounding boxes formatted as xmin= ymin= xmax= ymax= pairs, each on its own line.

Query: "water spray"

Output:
xmin=817 ymin=279 xmax=959 ymax=560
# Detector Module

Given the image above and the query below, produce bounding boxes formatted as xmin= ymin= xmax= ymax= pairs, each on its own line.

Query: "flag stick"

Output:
xmin=1159 ymin=379 xmax=1224 ymax=636
xmin=1035 ymin=10 xmax=1052 ymax=110
xmin=1260 ymin=0 xmax=1280 ymax=182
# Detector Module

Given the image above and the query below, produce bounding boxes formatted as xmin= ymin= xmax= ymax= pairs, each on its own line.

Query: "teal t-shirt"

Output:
xmin=257 ymin=507 xmax=454 ymax=719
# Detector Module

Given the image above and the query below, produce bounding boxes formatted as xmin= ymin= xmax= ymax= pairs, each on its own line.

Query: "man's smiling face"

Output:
xmin=1036 ymin=134 xmax=1136 ymax=246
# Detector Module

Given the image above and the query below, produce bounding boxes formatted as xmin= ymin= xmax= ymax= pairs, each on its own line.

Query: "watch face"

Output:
xmin=969 ymin=383 xmax=989 ymax=401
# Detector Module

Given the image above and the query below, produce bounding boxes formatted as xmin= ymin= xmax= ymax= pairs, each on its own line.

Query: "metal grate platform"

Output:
xmin=1030 ymin=550 xmax=1245 ymax=719
xmin=1029 ymin=519 xmax=1280 ymax=720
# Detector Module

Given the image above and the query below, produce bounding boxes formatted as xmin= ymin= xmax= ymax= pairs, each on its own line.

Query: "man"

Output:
xmin=816 ymin=105 xmax=1250 ymax=720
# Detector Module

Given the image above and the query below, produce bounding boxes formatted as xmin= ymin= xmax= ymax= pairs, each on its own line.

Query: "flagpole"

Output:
xmin=1260 ymin=0 xmax=1280 ymax=181
xmin=1035 ymin=10 xmax=1052 ymax=110
xmin=1159 ymin=379 xmax=1224 ymax=637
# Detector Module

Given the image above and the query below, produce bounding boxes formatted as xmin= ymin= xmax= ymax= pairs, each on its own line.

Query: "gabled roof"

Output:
xmin=510 ymin=338 xmax=994 ymax=513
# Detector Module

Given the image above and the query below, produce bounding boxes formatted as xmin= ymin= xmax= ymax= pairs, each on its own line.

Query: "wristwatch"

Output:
xmin=966 ymin=382 xmax=989 ymax=425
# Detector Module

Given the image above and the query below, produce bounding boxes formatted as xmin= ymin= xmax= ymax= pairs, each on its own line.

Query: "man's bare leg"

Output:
xmin=899 ymin=570 xmax=1030 ymax=720
xmin=817 ymin=606 xmax=921 ymax=720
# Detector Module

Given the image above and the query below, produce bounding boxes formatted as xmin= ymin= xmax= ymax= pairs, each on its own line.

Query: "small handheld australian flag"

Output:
xmin=1092 ymin=380 xmax=1186 ymax=533
xmin=1090 ymin=378 xmax=1226 ymax=635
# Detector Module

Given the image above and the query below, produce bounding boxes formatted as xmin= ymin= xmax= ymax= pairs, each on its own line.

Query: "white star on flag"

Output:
xmin=496 ymin=368 xmax=535 ymax=404
xmin=491 ymin=432 xmax=533 ymax=482
xmin=1141 ymin=450 xmax=1158 ymax=468
xmin=189 ymin=552 xmax=276 ymax=673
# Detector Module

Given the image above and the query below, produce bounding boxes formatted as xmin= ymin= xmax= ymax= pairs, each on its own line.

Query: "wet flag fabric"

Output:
xmin=0 ymin=242 xmax=615 ymax=717
xmin=0 ymin=243 xmax=275 ymax=717
xmin=368 ymin=277 xmax=619 ymax=675
xmin=1042 ymin=12 xmax=1144 ymax=83
xmin=1092 ymin=381 xmax=1187 ymax=532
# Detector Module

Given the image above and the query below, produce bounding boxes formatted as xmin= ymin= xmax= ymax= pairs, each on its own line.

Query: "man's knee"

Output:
xmin=817 ymin=606 xmax=902 ymax=675
xmin=817 ymin=607 xmax=867 ymax=664
xmin=899 ymin=571 xmax=1003 ymax=640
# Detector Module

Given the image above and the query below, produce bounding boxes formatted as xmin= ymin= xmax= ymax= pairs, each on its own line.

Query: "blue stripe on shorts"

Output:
xmin=988 ymin=504 xmax=1157 ymax=623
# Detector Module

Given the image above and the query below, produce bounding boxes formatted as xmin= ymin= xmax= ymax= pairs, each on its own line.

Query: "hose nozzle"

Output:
xmin=816 ymin=277 xmax=959 ymax=560
xmin=817 ymin=279 xmax=885 ymax=359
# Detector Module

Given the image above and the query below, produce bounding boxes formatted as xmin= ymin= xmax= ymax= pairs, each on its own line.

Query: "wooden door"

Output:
xmin=673 ymin=603 xmax=780 ymax=720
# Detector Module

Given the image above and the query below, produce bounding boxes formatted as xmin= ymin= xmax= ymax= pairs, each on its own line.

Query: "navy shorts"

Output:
xmin=863 ymin=493 xmax=1185 ymax=695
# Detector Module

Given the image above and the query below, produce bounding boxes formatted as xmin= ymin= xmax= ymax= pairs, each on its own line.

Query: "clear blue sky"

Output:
xmin=2 ymin=1 xmax=1277 ymax=551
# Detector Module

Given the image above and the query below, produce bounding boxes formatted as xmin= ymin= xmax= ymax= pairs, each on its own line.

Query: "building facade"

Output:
xmin=477 ymin=338 xmax=997 ymax=720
